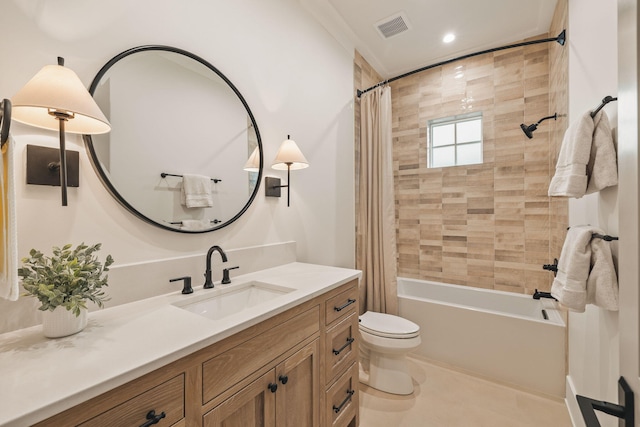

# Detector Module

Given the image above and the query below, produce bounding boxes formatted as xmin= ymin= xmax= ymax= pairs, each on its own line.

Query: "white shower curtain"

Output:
xmin=357 ymin=85 xmax=398 ymax=315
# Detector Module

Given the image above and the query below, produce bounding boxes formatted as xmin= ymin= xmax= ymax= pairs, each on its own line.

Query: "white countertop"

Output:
xmin=0 ymin=262 xmax=360 ymax=426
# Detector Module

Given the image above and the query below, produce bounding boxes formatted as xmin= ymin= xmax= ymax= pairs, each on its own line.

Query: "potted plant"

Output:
xmin=18 ymin=242 xmax=114 ymax=338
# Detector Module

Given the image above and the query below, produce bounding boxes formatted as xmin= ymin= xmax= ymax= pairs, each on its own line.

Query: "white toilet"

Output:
xmin=358 ymin=311 xmax=421 ymax=395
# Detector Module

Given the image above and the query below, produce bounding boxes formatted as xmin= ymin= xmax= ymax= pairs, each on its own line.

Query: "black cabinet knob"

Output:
xmin=268 ymin=383 xmax=278 ymax=393
xmin=279 ymin=375 xmax=289 ymax=385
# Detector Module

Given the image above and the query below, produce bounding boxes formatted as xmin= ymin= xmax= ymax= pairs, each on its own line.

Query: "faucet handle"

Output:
xmin=170 ymin=276 xmax=193 ymax=294
xmin=221 ymin=266 xmax=240 ymax=284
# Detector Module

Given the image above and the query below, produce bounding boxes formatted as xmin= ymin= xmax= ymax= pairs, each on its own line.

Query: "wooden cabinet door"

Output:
xmin=203 ymin=370 xmax=277 ymax=427
xmin=275 ymin=339 xmax=320 ymax=427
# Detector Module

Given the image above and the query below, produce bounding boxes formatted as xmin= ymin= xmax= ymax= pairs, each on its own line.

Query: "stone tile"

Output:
xmin=359 ymin=356 xmax=572 ymax=427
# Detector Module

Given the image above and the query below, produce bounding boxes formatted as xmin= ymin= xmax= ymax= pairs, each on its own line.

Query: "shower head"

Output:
xmin=520 ymin=113 xmax=558 ymax=139
xmin=520 ymin=123 xmax=537 ymax=139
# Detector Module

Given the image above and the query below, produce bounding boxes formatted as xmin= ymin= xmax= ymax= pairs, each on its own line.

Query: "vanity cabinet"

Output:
xmin=34 ymin=279 xmax=358 ymax=427
xmin=204 ymin=340 xmax=319 ymax=427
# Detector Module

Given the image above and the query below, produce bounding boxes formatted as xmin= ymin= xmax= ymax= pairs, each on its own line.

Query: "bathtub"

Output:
xmin=398 ymin=277 xmax=566 ymax=398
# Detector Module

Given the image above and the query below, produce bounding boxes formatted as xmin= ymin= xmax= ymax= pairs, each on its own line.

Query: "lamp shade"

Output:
xmin=243 ymin=146 xmax=261 ymax=172
xmin=11 ymin=62 xmax=111 ymax=135
xmin=272 ymin=136 xmax=309 ymax=171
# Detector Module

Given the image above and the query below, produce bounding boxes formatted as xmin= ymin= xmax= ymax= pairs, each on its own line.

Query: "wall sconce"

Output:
xmin=243 ymin=146 xmax=261 ymax=172
xmin=11 ymin=57 xmax=111 ymax=206
xmin=266 ymin=135 xmax=309 ymax=207
xmin=520 ymin=113 xmax=557 ymax=139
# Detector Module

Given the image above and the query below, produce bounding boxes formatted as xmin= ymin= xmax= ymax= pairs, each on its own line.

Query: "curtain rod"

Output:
xmin=357 ymin=30 xmax=566 ymax=98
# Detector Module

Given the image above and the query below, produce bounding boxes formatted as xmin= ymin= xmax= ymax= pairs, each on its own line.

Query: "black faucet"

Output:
xmin=204 ymin=245 xmax=227 ymax=289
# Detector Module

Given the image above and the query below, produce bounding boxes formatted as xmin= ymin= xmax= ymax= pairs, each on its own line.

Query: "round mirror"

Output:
xmin=84 ymin=46 xmax=263 ymax=233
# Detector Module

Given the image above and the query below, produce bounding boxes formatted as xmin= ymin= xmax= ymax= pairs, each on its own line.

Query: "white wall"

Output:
xmin=565 ymin=0 xmax=620 ymax=425
xmin=0 ymin=0 xmax=356 ymax=333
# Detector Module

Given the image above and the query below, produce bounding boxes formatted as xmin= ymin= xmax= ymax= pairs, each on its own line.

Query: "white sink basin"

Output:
xmin=173 ymin=281 xmax=295 ymax=321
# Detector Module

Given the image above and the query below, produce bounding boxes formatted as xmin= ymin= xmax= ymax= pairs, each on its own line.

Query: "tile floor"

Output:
xmin=359 ymin=356 xmax=573 ymax=427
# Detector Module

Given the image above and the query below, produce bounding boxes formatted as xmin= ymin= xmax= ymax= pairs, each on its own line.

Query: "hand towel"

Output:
xmin=548 ymin=112 xmax=594 ymax=198
xmin=181 ymin=219 xmax=210 ymax=231
xmin=0 ymin=137 xmax=18 ymax=301
xmin=585 ymin=110 xmax=618 ymax=194
xmin=550 ymin=225 xmax=594 ymax=312
xmin=586 ymin=233 xmax=619 ymax=311
xmin=180 ymin=174 xmax=213 ymax=208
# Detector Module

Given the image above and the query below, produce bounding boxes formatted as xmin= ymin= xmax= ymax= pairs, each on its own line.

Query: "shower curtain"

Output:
xmin=357 ymin=85 xmax=398 ymax=315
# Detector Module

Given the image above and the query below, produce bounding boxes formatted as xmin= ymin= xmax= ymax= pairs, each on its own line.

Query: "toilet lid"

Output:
xmin=359 ymin=311 xmax=420 ymax=339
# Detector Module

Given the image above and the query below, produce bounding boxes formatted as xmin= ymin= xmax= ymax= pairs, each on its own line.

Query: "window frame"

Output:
xmin=427 ymin=112 xmax=483 ymax=168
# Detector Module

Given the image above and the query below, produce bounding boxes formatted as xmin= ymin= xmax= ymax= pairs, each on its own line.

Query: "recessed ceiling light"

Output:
xmin=443 ymin=33 xmax=456 ymax=43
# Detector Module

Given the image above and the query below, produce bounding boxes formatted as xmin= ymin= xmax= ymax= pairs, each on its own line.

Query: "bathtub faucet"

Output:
xmin=533 ymin=289 xmax=557 ymax=300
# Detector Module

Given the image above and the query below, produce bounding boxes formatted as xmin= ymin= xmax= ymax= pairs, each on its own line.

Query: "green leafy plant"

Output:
xmin=18 ymin=243 xmax=114 ymax=316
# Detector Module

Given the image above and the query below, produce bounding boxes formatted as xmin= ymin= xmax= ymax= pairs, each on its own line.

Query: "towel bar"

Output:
xmin=169 ymin=219 xmax=221 ymax=225
xmin=161 ymin=172 xmax=221 ymax=183
xmin=565 ymin=227 xmax=618 ymax=242
xmin=592 ymin=233 xmax=618 ymax=241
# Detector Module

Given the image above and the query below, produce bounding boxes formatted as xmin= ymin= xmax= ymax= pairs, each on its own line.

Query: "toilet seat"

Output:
xmin=359 ymin=311 xmax=420 ymax=339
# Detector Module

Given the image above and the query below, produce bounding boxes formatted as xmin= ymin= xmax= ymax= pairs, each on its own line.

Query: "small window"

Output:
xmin=428 ymin=113 xmax=483 ymax=168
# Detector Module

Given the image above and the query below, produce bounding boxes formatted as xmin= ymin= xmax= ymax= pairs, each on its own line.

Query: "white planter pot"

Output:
xmin=42 ymin=307 xmax=88 ymax=338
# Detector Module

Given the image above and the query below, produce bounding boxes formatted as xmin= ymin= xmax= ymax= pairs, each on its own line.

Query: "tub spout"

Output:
xmin=533 ymin=289 xmax=557 ymax=300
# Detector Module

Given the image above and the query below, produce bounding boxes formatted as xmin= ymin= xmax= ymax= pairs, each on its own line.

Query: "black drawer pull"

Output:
xmin=139 ymin=410 xmax=166 ymax=427
xmin=279 ymin=374 xmax=289 ymax=385
xmin=334 ymin=298 xmax=356 ymax=312
xmin=332 ymin=337 xmax=355 ymax=355
xmin=333 ymin=389 xmax=355 ymax=413
xmin=268 ymin=382 xmax=278 ymax=393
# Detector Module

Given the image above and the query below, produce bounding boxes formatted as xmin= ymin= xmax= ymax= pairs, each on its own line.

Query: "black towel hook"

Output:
xmin=591 ymin=96 xmax=618 ymax=118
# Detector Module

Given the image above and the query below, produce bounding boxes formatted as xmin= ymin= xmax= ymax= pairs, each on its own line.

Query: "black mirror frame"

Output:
xmin=83 ymin=45 xmax=263 ymax=233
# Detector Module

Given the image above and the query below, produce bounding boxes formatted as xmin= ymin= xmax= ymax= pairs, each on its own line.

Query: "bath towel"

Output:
xmin=548 ymin=112 xmax=593 ymax=198
xmin=585 ymin=110 xmax=618 ymax=194
xmin=550 ymin=225 xmax=594 ymax=312
xmin=181 ymin=219 xmax=210 ymax=231
xmin=180 ymin=174 xmax=213 ymax=208
xmin=0 ymin=137 xmax=18 ymax=301
xmin=586 ymin=234 xmax=619 ymax=311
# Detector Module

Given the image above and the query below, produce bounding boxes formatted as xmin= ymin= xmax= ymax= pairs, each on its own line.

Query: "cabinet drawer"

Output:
xmin=325 ymin=285 xmax=358 ymax=326
xmin=325 ymin=362 xmax=358 ymax=427
xmin=78 ymin=374 xmax=184 ymax=427
xmin=325 ymin=313 xmax=357 ymax=385
xmin=202 ymin=306 xmax=319 ymax=404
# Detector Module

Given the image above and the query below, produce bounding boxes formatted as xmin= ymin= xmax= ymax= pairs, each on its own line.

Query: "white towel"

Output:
xmin=181 ymin=219 xmax=210 ymax=231
xmin=550 ymin=225 xmax=593 ymax=312
xmin=548 ymin=112 xmax=593 ymax=198
xmin=551 ymin=225 xmax=619 ymax=312
xmin=585 ymin=110 xmax=618 ymax=194
xmin=180 ymin=174 xmax=213 ymax=208
xmin=0 ymin=137 xmax=18 ymax=301
xmin=586 ymin=234 xmax=619 ymax=311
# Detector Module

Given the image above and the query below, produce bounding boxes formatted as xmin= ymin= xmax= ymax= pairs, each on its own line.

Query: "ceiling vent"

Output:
xmin=375 ymin=12 xmax=411 ymax=39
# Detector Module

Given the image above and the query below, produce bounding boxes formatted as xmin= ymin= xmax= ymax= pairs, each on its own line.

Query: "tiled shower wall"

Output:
xmin=355 ymin=18 xmax=568 ymax=294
